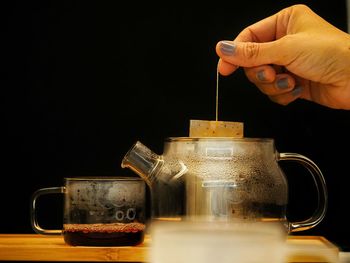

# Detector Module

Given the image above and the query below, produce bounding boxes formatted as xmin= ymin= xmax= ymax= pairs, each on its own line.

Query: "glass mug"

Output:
xmin=30 ymin=177 xmax=146 ymax=246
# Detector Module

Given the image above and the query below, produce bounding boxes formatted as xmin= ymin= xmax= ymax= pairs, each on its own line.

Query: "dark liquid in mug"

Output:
xmin=63 ymin=222 xmax=145 ymax=246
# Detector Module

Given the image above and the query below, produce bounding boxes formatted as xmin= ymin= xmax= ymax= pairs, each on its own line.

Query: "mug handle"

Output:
xmin=278 ymin=153 xmax=328 ymax=233
xmin=30 ymin=187 xmax=65 ymax=235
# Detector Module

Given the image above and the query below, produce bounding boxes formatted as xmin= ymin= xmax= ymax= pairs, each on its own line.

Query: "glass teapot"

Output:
xmin=121 ymin=137 xmax=327 ymax=233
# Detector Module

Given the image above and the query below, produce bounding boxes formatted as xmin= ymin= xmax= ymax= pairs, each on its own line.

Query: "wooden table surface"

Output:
xmin=0 ymin=234 xmax=340 ymax=262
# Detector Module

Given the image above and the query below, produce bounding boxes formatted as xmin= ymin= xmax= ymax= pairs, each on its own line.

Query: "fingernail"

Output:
xmin=219 ymin=41 xmax=236 ymax=55
xmin=257 ymin=70 xmax=266 ymax=81
xmin=292 ymin=86 xmax=303 ymax=96
xmin=276 ymin=78 xmax=289 ymax=89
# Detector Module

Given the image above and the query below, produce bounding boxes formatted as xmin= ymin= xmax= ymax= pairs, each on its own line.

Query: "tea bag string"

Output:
xmin=216 ymin=61 xmax=219 ymax=121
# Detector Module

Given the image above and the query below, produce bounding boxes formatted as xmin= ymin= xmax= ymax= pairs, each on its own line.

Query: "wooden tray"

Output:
xmin=0 ymin=234 xmax=339 ymax=262
xmin=287 ymin=236 xmax=339 ymax=262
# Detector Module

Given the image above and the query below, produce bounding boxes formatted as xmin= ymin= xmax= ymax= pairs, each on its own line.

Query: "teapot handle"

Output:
xmin=278 ymin=153 xmax=328 ymax=233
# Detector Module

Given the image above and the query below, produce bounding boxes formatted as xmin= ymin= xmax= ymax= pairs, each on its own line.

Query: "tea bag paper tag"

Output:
xmin=189 ymin=119 xmax=244 ymax=137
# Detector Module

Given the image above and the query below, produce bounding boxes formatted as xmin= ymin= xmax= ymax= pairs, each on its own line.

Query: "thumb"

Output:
xmin=216 ymin=40 xmax=284 ymax=68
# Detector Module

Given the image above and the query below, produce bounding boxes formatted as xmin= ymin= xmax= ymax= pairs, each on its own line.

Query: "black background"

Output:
xmin=3 ymin=0 xmax=350 ymax=251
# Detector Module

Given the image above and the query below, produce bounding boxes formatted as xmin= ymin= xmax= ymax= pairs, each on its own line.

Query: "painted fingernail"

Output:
xmin=219 ymin=41 xmax=236 ymax=55
xmin=292 ymin=86 xmax=303 ymax=96
xmin=257 ymin=70 xmax=266 ymax=81
xmin=276 ymin=78 xmax=289 ymax=89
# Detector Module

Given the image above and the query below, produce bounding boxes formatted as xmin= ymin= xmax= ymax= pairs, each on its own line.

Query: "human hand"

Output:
xmin=216 ymin=4 xmax=350 ymax=110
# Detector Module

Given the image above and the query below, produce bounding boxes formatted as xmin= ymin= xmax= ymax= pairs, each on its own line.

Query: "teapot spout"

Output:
xmin=121 ymin=141 xmax=163 ymax=187
xmin=121 ymin=141 xmax=188 ymax=187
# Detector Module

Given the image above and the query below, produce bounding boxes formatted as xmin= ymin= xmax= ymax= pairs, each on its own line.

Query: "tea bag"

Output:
xmin=189 ymin=119 xmax=244 ymax=138
xmin=189 ymin=62 xmax=244 ymax=138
